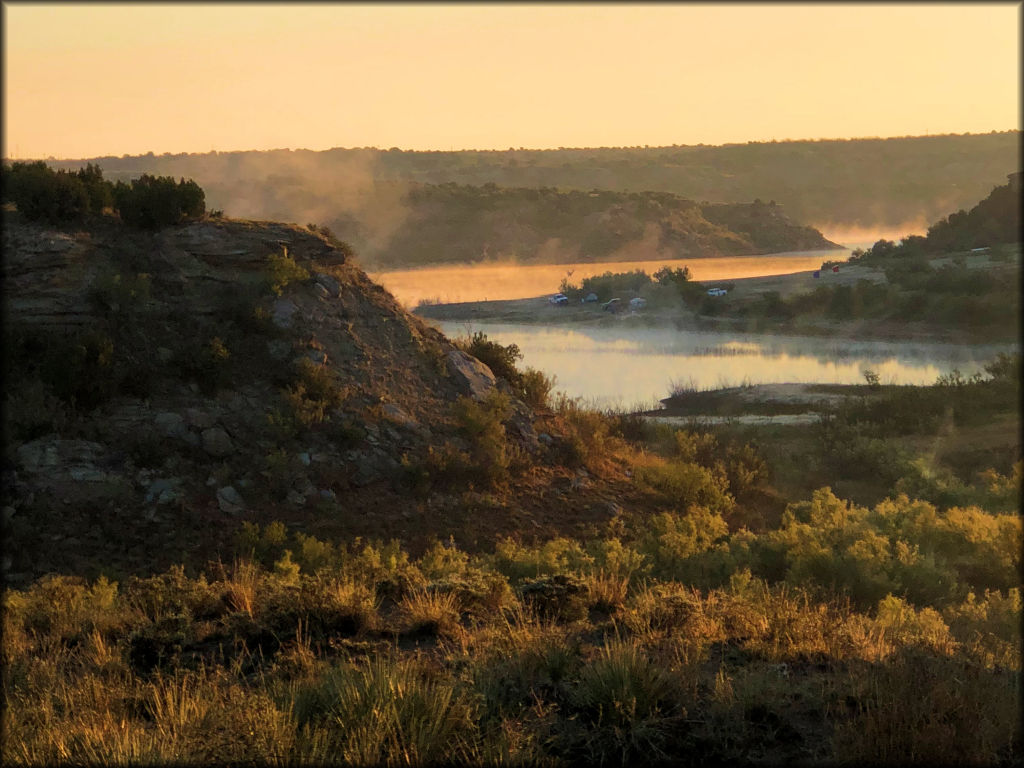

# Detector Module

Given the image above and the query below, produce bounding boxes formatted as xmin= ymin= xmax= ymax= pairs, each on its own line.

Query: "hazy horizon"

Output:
xmin=6 ymin=129 xmax=1021 ymax=163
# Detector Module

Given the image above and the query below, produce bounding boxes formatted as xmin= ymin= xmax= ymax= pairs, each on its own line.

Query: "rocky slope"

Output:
xmin=4 ymin=212 xmax=637 ymax=583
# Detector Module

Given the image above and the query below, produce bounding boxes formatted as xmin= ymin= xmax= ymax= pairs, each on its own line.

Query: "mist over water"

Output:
xmin=372 ymin=249 xmax=848 ymax=307
xmin=437 ymin=322 xmax=1013 ymax=407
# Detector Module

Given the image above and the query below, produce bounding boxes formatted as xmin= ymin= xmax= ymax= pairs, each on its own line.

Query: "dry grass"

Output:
xmin=2 ymin=516 xmax=1018 ymax=766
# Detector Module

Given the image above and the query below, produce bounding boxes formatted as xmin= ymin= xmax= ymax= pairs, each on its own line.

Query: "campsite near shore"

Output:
xmin=415 ymin=246 xmax=1016 ymax=344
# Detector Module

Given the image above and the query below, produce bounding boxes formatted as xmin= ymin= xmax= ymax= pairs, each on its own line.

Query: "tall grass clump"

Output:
xmin=558 ymin=638 xmax=685 ymax=765
xmin=290 ymin=655 xmax=478 ymax=766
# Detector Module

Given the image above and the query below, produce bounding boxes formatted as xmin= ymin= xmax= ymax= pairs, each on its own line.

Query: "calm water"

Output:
xmin=372 ymin=248 xmax=857 ymax=307
xmin=438 ymin=321 xmax=1014 ymax=408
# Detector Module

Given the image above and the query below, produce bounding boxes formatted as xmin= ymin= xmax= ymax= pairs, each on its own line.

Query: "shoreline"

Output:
xmin=414 ymin=261 xmax=1018 ymax=345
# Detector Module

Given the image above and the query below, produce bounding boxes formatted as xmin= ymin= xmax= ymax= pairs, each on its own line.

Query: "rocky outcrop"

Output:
xmin=16 ymin=438 xmax=111 ymax=484
xmin=446 ymin=350 xmax=497 ymax=400
xmin=2 ymin=211 xmax=545 ymax=571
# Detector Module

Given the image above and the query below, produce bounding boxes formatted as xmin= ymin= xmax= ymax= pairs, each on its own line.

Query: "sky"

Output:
xmin=2 ymin=2 xmax=1020 ymax=159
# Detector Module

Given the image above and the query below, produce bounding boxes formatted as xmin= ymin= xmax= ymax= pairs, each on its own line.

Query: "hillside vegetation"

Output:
xmin=695 ymin=175 xmax=1022 ymax=340
xmin=48 ymin=131 xmax=1020 ymax=239
xmin=376 ymin=184 xmax=837 ymax=267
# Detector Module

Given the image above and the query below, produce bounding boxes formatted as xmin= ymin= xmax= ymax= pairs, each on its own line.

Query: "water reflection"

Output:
xmin=438 ymin=322 xmax=1013 ymax=407
xmin=372 ymin=250 xmax=850 ymax=307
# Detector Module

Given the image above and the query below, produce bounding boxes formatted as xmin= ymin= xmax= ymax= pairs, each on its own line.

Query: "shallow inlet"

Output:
xmin=436 ymin=322 xmax=1014 ymax=408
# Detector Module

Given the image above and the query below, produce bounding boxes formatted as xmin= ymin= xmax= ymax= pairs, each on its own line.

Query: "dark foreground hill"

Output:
xmin=1 ymin=212 xmax=649 ymax=582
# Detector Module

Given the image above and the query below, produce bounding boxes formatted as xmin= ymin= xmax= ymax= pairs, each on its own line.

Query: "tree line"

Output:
xmin=1 ymin=161 xmax=205 ymax=229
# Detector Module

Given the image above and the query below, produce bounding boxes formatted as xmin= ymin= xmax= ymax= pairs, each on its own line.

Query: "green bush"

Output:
xmin=455 ymin=331 xmax=553 ymax=407
xmin=265 ymin=246 xmax=310 ymax=296
xmin=518 ymin=574 xmax=589 ymax=622
xmin=633 ymin=457 xmax=734 ymax=514
xmin=450 ymin=390 xmax=513 ymax=488
xmin=2 ymin=161 xmax=91 ymax=223
xmin=114 ymin=174 xmax=205 ymax=229
xmin=283 ymin=357 xmax=347 ymax=427
xmin=456 ymin=331 xmax=522 ymax=383
xmin=560 ymin=269 xmax=652 ymax=301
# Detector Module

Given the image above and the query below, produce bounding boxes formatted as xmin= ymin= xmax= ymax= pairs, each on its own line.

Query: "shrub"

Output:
xmin=456 ymin=331 xmax=522 ymax=383
xmin=492 ymin=537 xmax=594 ymax=583
xmin=637 ymin=509 xmax=734 ymax=585
xmin=173 ymin=335 xmax=233 ymax=394
xmin=7 ymin=574 xmax=121 ymax=642
xmin=561 ymin=269 xmax=652 ymax=301
xmin=127 ymin=615 xmax=192 ymax=675
xmin=265 ymin=246 xmax=310 ymax=296
xmin=622 ymin=583 xmax=707 ymax=638
xmin=450 ymin=390 xmax=513 ymax=488
xmin=560 ymin=639 xmax=683 ymax=765
xmin=234 ymin=521 xmax=289 ymax=567
xmin=258 ymin=575 xmax=378 ymax=640
xmin=398 ymin=589 xmax=462 ymax=638
xmin=3 ymin=161 xmax=91 ymax=223
xmin=874 ymin=594 xmax=955 ymax=655
xmin=283 ymin=357 xmax=347 ymax=427
xmin=519 ymin=366 xmax=555 ymax=409
xmin=114 ymin=174 xmax=205 ymax=229
xmin=551 ymin=394 xmax=615 ymax=471
xmin=518 ymin=574 xmax=589 ymax=622
xmin=633 ymin=455 xmax=734 ymax=514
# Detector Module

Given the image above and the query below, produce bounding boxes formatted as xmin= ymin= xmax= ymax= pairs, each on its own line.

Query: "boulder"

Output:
xmin=272 ymin=298 xmax=298 ymax=329
xmin=184 ymin=408 xmax=216 ymax=430
xmin=201 ymin=427 xmax=235 ymax=457
xmin=349 ymin=448 xmax=400 ymax=486
xmin=145 ymin=478 xmax=183 ymax=505
xmin=381 ymin=403 xmax=427 ymax=435
xmin=216 ymin=486 xmax=245 ymax=514
xmin=16 ymin=438 xmax=109 ymax=483
xmin=446 ymin=350 xmax=497 ymax=400
xmin=314 ymin=272 xmax=342 ymax=297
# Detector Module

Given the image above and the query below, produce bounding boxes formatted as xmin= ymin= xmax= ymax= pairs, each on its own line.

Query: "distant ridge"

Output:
xmin=43 ymin=131 xmax=1019 ymax=261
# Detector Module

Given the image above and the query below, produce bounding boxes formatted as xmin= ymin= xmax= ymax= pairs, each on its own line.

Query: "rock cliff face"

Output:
xmin=3 ymin=213 xmax=547 ymax=580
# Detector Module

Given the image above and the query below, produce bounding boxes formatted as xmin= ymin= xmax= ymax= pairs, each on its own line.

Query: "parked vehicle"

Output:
xmin=706 ymin=287 xmax=728 ymax=296
xmin=549 ymin=293 xmax=569 ymax=305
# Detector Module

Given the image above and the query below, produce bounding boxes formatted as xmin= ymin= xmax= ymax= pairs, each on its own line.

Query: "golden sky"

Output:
xmin=3 ymin=3 xmax=1020 ymax=159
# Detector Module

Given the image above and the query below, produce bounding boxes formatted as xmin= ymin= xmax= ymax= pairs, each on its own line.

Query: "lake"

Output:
xmin=436 ymin=321 xmax=1014 ymax=408
xmin=370 ymin=248 xmax=863 ymax=308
